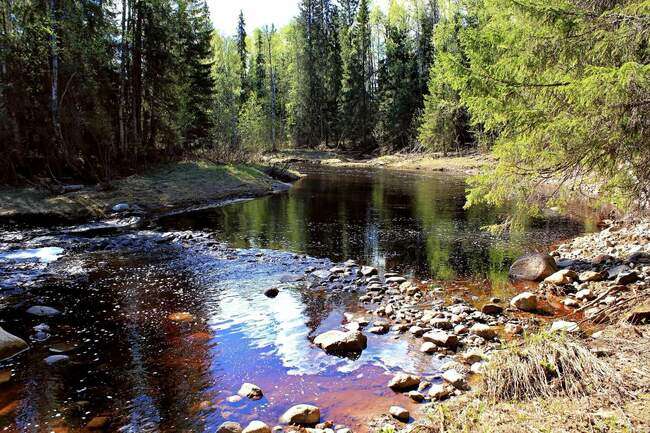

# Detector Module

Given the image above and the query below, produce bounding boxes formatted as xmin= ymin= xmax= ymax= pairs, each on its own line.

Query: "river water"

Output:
xmin=0 ymin=167 xmax=590 ymax=432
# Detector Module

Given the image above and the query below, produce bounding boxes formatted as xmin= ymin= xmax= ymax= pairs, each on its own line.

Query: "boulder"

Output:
xmin=217 ymin=422 xmax=243 ymax=433
xmin=442 ymin=369 xmax=468 ymax=390
xmin=279 ymin=404 xmax=321 ymax=425
xmin=388 ymin=373 xmax=420 ymax=391
xmin=460 ymin=349 xmax=484 ymax=365
xmin=422 ymin=331 xmax=458 ymax=349
xmin=544 ymin=269 xmax=578 ymax=285
xmin=264 ymin=288 xmax=280 ymax=298
xmin=616 ymin=271 xmax=639 ymax=285
xmin=427 ymin=383 xmax=451 ymax=401
xmin=481 ymin=304 xmax=503 ymax=315
xmin=469 ymin=324 xmax=496 ymax=340
xmin=510 ymin=292 xmax=538 ymax=312
xmin=509 ymin=253 xmax=558 ymax=281
xmin=389 ymin=406 xmax=409 ymax=422
xmin=0 ymin=327 xmax=28 ymax=361
xmin=407 ymin=391 xmax=424 ymax=402
xmin=360 ymin=266 xmax=378 ymax=276
xmin=419 ymin=342 xmax=436 ymax=353
xmin=243 ymin=421 xmax=271 ymax=433
xmin=314 ymin=330 xmax=367 ymax=354
xmin=238 ymin=383 xmax=263 ymax=400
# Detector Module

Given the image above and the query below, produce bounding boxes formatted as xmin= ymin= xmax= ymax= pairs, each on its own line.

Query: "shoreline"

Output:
xmin=0 ymin=161 xmax=299 ymax=226
xmin=263 ymin=149 xmax=492 ymax=176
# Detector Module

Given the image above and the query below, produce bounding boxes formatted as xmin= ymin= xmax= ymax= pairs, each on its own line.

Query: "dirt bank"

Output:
xmin=264 ymin=149 xmax=493 ymax=176
xmin=0 ymin=161 xmax=296 ymax=224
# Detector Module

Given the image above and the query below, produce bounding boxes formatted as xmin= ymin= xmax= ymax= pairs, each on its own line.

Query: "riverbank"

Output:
xmin=374 ymin=219 xmax=650 ymax=433
xmin=0 ymin=161 xmax=297 ymax=224
xmin=263 ymin=149 xmax=492 ymax=176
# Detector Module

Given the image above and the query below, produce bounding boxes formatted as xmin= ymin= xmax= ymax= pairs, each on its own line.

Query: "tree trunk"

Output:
xmin=119 ymin=0 xmax=128 ymax=156
xmin=48 ymin=0 xmax=64 ymax=150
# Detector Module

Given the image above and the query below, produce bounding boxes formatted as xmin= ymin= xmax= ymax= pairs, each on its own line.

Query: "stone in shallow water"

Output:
xmin=238 ymin=382 xmax=263 ymax=400
xmin=509 ymin=253 xmax=557 ymax=281
xmin=44 ymin=354 xmax=69 ymax=365
xmin=279 ymin=404 xmax=320 ymax=425
xmin=389 ymin=406 xmax=409 ymax=422
xmin=0 ymin=327 xmax=28 ymax=361
xmin=26 ymin=306 xmax=61 ymax=317
xmin=510 ymin=292 xmax=538 ymax=312
xmin=388 ymin=373 xmax=420 ymax=391
xmin=313 ymin=330 xmax=367 ymax=354
xmin=217 ymin=422 xmax=243 ymax=433
xmin=243 ymin=421 xmax=271 ymax=433
xmin=264 ymin=287 xmax=279 ymax=298
xmin=544 ymin=269 xmax=578 ymax=285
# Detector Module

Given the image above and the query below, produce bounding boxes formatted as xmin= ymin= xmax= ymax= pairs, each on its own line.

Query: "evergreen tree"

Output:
xmin=340 ymin=0 xmax=375 ymax=150
xmin=236 ymin=10 xmax=248 ymax=104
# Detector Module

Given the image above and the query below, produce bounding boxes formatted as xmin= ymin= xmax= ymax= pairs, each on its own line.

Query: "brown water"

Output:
xmin=0 ymin=167 xmax=591 ymax=433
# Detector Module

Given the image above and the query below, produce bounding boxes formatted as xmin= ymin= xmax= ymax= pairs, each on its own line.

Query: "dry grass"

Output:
xmin=481 ymin=332 xmax=627 ymax=402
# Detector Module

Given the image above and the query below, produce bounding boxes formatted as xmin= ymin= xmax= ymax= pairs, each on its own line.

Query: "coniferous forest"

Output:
xmin=1 ymin=0 xmax=648 ymax=205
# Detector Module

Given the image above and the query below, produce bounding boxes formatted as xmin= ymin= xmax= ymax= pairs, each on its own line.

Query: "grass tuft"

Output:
xmin=481 ymin=332 xmax=626 ymax=402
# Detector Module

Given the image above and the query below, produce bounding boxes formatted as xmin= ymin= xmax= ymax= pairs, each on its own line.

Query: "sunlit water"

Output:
xmin=0 ymin=167 xmax=592 ymax=432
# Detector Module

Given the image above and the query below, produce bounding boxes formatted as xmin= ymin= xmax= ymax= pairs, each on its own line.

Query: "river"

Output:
xmin=0 ymin=166 xmax=591 ymax=432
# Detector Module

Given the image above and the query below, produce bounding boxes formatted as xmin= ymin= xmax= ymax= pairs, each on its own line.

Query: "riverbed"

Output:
xmin=0 ymin=166 xmax=591 ymax=432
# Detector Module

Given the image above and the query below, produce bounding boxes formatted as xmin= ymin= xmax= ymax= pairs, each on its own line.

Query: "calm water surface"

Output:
xmin=0 ymin=167 xmax=590 ymax=432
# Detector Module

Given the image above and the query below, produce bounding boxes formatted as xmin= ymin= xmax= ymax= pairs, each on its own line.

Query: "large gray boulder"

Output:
xmin=0 ymin=327 xmax=28 ymax=361
xmin=314 ymin=330 xmax=367 ymax=354
xmin=509 ymin=253 xmax=558 ymax=281
xmin=279 ymin=404 xmax=321 ymax=425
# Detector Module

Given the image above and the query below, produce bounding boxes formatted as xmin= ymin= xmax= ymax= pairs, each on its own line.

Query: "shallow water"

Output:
xmin=0 ymin=167 xmax=591 ymax=432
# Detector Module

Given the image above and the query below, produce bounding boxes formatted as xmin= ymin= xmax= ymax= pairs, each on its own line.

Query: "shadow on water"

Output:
xmin=0 ymin=166 xmax=592 ymax=432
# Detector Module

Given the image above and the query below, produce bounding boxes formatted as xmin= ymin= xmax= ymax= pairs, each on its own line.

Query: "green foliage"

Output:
xmin=419 ymin=0 xmax=650 ymax=210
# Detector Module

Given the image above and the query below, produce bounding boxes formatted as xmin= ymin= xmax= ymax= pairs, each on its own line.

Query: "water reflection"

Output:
xmin=160 ymin=167 xmax=587 ymax=285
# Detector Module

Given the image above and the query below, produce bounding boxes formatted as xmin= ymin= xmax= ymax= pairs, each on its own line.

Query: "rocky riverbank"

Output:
xmin=367 ymin=218 xmax=650 ymax=433
xmin=0 ymin=161 xmax=298 ymax=224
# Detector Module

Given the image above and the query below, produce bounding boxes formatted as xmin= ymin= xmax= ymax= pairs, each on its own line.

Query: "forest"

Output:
xmin=1 ymin=0 xmax=648 ymax=207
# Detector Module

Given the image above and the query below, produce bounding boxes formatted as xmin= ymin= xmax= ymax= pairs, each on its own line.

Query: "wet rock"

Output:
xmin=227 ymin=395 xmax=243 ymax=403
xmin=442 ymin=369 xmax=468 ymax=390
xmin=314 ymin=330 xmax=367 ymax=354
xmin=243 ymin=421 xmax=271 ymax=433
xmin=481 ymin=304 xmax=503 ymax=315
xmin=26 ymin=306 xmax=61 ymax=317
xmin=238 ymin=383 xmax=263 ymax=400
xmin=389 ymin=406 xmax=409 ymax=422
xmin=0 ymin=327 xmax=28 ymax=361
xmin=419 ymin=342 xmax=436 ymax=354
xmin=423 ymin=331 xmax=458 ymax=349
xmin=510 ymin=292 xmax=538 ymax=312
xmin=550 ymin=320 xmax=580 ymax=333
xmin=409 ymin=326 xmax=425 ymax=337
xmin=368 ymin=324 xmax=389 ymax=335
xmin=407 ymin=390 xmax=425 ymax=402
xmin=44 ymin=354 xmax=69 ymax=365
xmin=217 ymin=422 xmax=243 ymax=433
xmin=388 ymin=373 xmax=421 ymax=391
xmin=312 ymin=270 xmax=332 ymax=279
xmin=264 ymin=288 xmax=280 ymax=298
xmin=360 ymin=266 xmax=378 ymax=276
xmin=544 ymin=269 xmax=578 ymax=285
xmin=279 ymin=404 xmax=321 ymax=425
xmin=509 ymin=253 xmax=558 ymax=281
xmin=427 ymin=383 xmax=451 ymax=401
xmin=111 ymin=203 xmax=130 ymax=212
xmin=430 ymin=318 xmax=453 ymax=330
xmin=469 ymin=323 xmax=496 ymax=340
